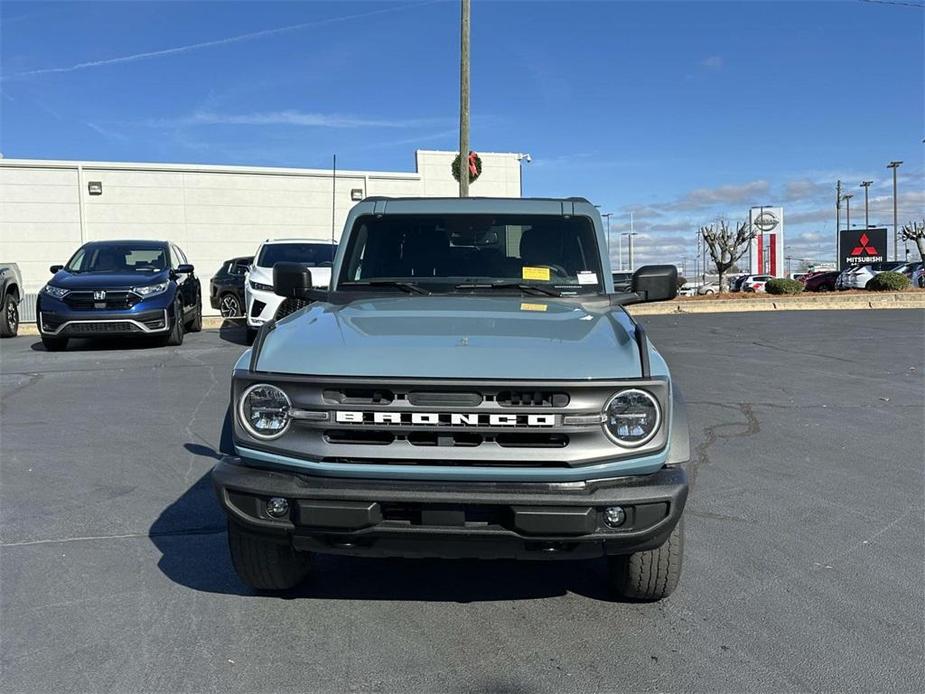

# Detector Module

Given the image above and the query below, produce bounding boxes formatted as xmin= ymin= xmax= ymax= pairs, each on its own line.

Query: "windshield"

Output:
xmin=338 ymin=214 xmax=604 ymax=294
xmin=256 ymin=243 xmax=335 ymax=268
xmin=65 ymin=243 xmax=168 ymax=273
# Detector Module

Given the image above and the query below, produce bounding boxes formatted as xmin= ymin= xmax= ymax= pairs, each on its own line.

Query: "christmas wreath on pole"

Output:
xmin=452 ymin=151 xmax=482 ymax=184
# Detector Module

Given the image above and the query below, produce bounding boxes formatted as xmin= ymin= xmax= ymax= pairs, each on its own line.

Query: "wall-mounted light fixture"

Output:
xmin=350 ymin=188 xmax=364 ymax=201
xmin=88 ymin=181 xmax=103 ymax=195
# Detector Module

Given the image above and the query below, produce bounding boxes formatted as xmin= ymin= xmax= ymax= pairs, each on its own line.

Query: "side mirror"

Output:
xmin=176 ymin=263 xmax=194 ymax=274
xmin=631 ymin=265 xmax=678 ymax=303
xmin=274 ymin=262 xmax=314 ymax=299
xmin=50 ymin=265 xmax=64 ymax=273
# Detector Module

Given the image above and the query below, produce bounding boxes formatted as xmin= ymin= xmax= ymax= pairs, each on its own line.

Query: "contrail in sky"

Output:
xmin=3 ymin=2 xmax=439 ymax=80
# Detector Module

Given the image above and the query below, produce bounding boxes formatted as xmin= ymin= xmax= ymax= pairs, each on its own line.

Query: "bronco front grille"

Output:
xmin=233 ymin=375 xmax=671 ymax=468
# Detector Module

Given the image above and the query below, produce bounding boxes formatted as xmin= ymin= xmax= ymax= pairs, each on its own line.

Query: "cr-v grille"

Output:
xmin=63 ymin=291 xmax=139 ymax=310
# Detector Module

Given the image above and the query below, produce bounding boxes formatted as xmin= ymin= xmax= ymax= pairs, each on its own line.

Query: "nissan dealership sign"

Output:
xmin=839 ymin=228 xmax=887 ymax=270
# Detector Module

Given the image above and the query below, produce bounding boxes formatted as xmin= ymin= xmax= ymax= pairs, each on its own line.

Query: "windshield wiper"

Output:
xmin=454 ymin=282 xmax=561 ymax=297
xmin=341 ymin=280 xmax=431 ymax=295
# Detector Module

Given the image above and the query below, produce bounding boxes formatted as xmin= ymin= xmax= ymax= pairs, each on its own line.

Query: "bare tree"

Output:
xmin=700 ymin=220 xmax=756 ymax=292
xmin=900 ymin=220 xmax=925 ymax=262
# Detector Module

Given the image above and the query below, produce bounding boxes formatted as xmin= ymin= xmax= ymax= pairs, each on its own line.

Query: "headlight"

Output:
xmin=602 ymin=389 xmax=661 ymax=447
xmin=133 ymin=282 xmax=169 ymax=298
xmin=41 ymin=285 xmax=70 ymax=299
xmin=249 ymin=280 xmax=274 ymax=292
xmin=238 ymin=383 xmax=291 ymax=439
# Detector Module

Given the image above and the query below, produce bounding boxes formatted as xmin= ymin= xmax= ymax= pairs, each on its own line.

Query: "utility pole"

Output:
xmin=860 ymin=180 xmax=873 ymax=229
xmin=844 ymin=193 xmax=853 ymax=234
xmin=887 ymin=161 xmax=902 ymax=260
xmin=617 ymin=233 xmax=623 ymax=271
xmin=835 ymin=180 xmax=842 ymax=269
xmin=458 ymin=0 xmax=471 ymax=198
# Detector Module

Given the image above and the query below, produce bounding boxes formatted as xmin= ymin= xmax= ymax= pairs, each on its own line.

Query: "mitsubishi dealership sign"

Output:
xmin=839 ymin=228 xmax=887 ymax=270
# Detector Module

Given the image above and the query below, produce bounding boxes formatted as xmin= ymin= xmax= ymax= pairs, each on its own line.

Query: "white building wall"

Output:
xmin=0 ymin=150 xmax=521 ymax=306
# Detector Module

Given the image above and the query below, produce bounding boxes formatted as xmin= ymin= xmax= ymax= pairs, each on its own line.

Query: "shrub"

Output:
xmin=765 ymin=278 xmax=804 ymax=295
xmin=866 ymin=271 xmax=910 ymax=291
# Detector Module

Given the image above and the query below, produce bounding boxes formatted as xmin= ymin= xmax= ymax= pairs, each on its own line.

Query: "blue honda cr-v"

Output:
xmin=36 ymin=240 xmax=202 ymax=351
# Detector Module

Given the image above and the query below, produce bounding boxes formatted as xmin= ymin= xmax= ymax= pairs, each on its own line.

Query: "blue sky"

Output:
xmin=2 ymin=0 xmax=923 ymax=267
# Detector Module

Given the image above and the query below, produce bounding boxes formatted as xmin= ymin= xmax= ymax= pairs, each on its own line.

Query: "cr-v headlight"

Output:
xmin=239 ymin=383 xmax=291 ymax=439
xmin=41 ymin=284 xmax=70 ymax=299
xmin=133 ymin=282 xmax=169 ymax=298
xmin=602 ymin=389 xmax=661 ymax=447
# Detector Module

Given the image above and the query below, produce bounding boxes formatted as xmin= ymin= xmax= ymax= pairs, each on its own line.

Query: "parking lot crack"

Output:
xmin=2 ymin=526 xmax=226 ymax=548
xmin=0 ymin=372 xmax=43 ymax=414
xmin=693 ymin=402 xmax=761 ymax=469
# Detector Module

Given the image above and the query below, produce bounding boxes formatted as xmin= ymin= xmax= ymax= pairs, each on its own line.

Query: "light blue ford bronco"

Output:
xmin=213 ymin=197 xmax=689 ymax=600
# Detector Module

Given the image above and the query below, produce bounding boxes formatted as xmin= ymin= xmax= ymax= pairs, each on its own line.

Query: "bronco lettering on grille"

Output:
xmin=334 ymin=411 xmax=556 ymax=427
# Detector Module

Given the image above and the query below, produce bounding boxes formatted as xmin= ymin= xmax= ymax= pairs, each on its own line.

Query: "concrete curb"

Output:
xmin=627 ymin=292 xmax=925 ymax=315
xmin=12 ymin=293 xmax=923 ymax=335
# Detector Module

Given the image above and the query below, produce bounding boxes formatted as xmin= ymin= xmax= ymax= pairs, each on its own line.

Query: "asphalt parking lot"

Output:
xmin=1 ymin=310 xmax=923 ymax=693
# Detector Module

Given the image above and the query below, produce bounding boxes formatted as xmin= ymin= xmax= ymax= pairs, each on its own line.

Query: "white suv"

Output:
xmin=245 ymin=239 xmax=336 ymax=337
xmin=741 ymin=274 xmax=773 ymax=292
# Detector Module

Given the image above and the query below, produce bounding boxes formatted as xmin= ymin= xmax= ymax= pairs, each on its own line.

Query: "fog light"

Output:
xmin=266 ymin=497 xmax=289 ymax=518
xmin=603 ymin=506 xmax=626 ymax=528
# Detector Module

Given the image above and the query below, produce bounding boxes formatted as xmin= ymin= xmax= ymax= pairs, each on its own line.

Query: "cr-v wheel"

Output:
xmin=164 ymin=301 xmax=185 ymax=346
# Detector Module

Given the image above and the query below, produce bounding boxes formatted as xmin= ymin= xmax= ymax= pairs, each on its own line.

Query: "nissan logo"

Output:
xmin=753 ymin=210 xmax=779 ymax=232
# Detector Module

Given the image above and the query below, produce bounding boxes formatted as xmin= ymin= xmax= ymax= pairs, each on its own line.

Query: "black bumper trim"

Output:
xmin=213 ymin=456 xmax=688 ymax=559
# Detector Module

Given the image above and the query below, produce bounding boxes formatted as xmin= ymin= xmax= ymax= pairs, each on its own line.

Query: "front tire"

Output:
xmin=227 ymin=522 xmax=311 ymax=591
xmin=608 ymin=520 xmax=684 ymax=601
xmin=164 ymin=302 xmax=185 ymax=346
xmin=41 ymin=336 xmax=68 ymax=351
xmin=0 ymin=294 xmax=19 ymax=337
xmin=186 ymin=300 xmax=203 ymax=333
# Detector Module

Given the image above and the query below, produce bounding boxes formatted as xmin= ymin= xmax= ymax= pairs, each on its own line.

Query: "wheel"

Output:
xmin=164 ymin=302 xmax=185 ymax=346
xmin=227 ymin=521 xmax=311 ymax=591
xmin=818 ymin=284 xmax=831 ymax=292
xmin=704 ymin=289 xmax=715 ymax=295
xmin=186 ymin=299 xmax=203 ymax=333
xmin=219 ymin=293 xmax=242 ymax=318
xmin=0 ymin=294 xmax=19 ymax=337
xmin=608 ymin=520 xmax=683 ymax=601
xmin=41 ymin=336 xmax=68 ymax=351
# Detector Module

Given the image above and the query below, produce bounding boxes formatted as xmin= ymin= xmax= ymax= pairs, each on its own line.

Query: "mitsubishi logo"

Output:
xmin=93 ymin=290 xmax=106 ymax=300
xmin=851 ymin=233 xmax=878 ymax=256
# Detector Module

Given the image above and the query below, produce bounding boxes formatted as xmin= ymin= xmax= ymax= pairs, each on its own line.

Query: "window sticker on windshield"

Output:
xmin=520 ymin=302 xmax=548 ymax=312
xmin=522 ymin=266 xmax=551 ymax=281
xmin=577 ymin=271 xmax=598 ymax=285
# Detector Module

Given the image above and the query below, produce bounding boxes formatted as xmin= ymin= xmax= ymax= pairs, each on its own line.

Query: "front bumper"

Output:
xmin=212 ymin=455 xmax=688 ymax=560
xmin=245 ymin=286 xmax=283 ymax=328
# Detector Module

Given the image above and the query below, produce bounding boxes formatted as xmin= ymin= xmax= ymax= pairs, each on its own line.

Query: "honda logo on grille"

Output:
xmin=335 ymin=411 xmax=556 ymax=427
xmin=93 ymin=290 xmax=107 ymax=301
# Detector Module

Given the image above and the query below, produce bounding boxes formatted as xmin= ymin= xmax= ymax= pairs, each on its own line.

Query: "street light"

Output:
xmin=887 ymin=161 xmax=902 ymax=260
xmin=516 ymin=153 xmax=532 ymax=197
xmin=843 ymin=193 xmax=853 ymax=236
xmin=601 ymin=212 xmax=613 ymax=259
xmin=859 ymin=180 xmax=873 ymax=229
xmin=621 ymin=232 xmax=638 ymax=271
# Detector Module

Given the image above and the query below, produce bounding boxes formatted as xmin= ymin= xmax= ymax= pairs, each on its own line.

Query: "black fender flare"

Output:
xmin=667 ymin=384 xmax=691 ymax=465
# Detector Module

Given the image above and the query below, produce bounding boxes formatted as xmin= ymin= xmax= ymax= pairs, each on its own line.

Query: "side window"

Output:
xmin=173 ymin=245 xmax=189 ymax=265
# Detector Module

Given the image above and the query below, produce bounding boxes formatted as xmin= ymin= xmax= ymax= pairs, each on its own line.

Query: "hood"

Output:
xmin=248 ymin=264 xmax=332 ymax=289
xmin=50 ymin=269 xmax=171 ymax=290
xmin=255 ymin=295 xmax=654 ymax=380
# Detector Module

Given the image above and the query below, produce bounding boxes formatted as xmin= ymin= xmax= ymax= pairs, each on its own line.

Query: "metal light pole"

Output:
xmin=835 ymin=180 xmax=842 ymax=269
xmin=860 ymin=180 xmax=873 ymax=228
xmin=458 ymin=0 xmax=471 ymax=198
xmin=622 ymin=232 xmax=638 ymax=272
xmin=843 ymin=193 xmax=853 ymax=233
xmin=601 ymin=212 xmax=613 ymax=260
xmin=887 ymin=161 xmax=902 ymax=260
xmin=516 ymin=153 xmax=531 ymax=197
xmin=617 ymin=233 xmax=623 ymax=271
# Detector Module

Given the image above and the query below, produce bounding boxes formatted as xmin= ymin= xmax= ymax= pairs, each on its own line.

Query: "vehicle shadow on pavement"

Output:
xmin=29 ymin=336 xmax=168 ymax=352
xmin=150 ymin=462 xmax=615 ymax=603
xmin=218 ymin=319 xmax=250 ymax=345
